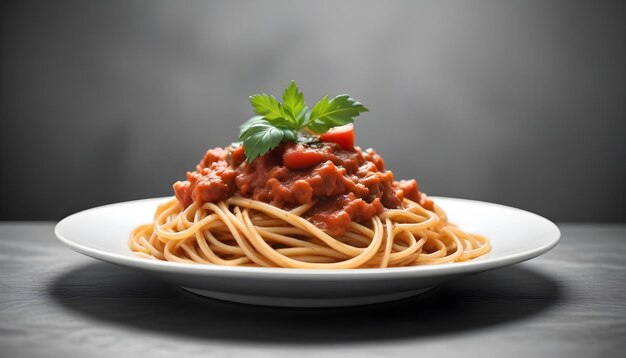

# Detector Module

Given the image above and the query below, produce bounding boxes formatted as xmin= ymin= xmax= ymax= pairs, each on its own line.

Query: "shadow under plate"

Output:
xmin=47 ymin=262 xmax=561 ymax=343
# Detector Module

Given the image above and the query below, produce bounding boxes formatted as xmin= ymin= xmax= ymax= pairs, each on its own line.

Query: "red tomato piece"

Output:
xmin=319 ymin=124 xmax=355 ymax=150
xmin=283 ymin=145 xmax=323 ymax=169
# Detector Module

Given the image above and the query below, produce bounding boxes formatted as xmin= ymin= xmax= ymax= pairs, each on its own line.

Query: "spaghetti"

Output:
xmin=129 ymin=196 xmax=490 ymax=268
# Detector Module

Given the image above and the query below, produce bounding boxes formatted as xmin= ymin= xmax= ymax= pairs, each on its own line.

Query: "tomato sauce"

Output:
xmin=173 ymin=142 xmax=421 ymax=236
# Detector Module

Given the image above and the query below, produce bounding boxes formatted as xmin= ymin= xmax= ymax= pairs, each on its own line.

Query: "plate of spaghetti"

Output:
xmin=55 ymin=82 xmax=560 ymax=307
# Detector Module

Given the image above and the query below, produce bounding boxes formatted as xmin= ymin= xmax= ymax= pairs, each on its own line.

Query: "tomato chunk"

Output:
xmin=319 ymin=124 xmax=355 ymax=150
xmin=283 ymin=145 xmax=323 ymax=169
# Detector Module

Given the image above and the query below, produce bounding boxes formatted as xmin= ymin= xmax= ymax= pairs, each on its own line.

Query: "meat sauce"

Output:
xmin=173 ymin=142 xmax=424 ymax=236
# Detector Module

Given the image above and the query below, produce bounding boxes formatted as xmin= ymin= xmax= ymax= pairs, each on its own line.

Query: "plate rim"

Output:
xmin=54 ymin=196 xmax=561 ymax=279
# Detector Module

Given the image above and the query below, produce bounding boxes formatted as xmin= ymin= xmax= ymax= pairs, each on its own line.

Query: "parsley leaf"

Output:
xmin=239 ymin=117 xmax=296 ymax=162
xmin=239 ymin=82 xmax=368 ymax=162
xmin=239 ymin=115 xmax=265 ymax=135
xmin=249 ymin=94 xmax=292 ymax=127
xmin=305 ymin=95 xmax=368 ymax=134
xmin=282 ymin=81 xmax=307 ymax=127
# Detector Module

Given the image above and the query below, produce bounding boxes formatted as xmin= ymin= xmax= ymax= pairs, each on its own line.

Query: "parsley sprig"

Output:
xmin=239 ymin=81 xmax=368 ymax=162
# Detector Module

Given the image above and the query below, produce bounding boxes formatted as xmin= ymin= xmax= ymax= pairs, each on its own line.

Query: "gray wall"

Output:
xmin=1 ymin=0 xmax=624 ymax=222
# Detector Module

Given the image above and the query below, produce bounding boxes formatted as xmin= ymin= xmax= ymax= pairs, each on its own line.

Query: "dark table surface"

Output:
xmin=0 ymin=222 xmax=624 ymax=357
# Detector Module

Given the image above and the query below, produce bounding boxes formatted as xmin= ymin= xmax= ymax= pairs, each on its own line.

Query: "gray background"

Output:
xmin=1 ymin=0 xmax=624 ymax=221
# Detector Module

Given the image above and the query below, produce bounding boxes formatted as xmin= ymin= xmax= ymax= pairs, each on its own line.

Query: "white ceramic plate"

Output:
xmin=55 ymin=197 xmax=560 ymax=308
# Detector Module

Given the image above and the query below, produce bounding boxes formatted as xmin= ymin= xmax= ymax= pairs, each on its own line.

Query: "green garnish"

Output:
xmin=239 ymin=81 xmax=368 ymax=162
